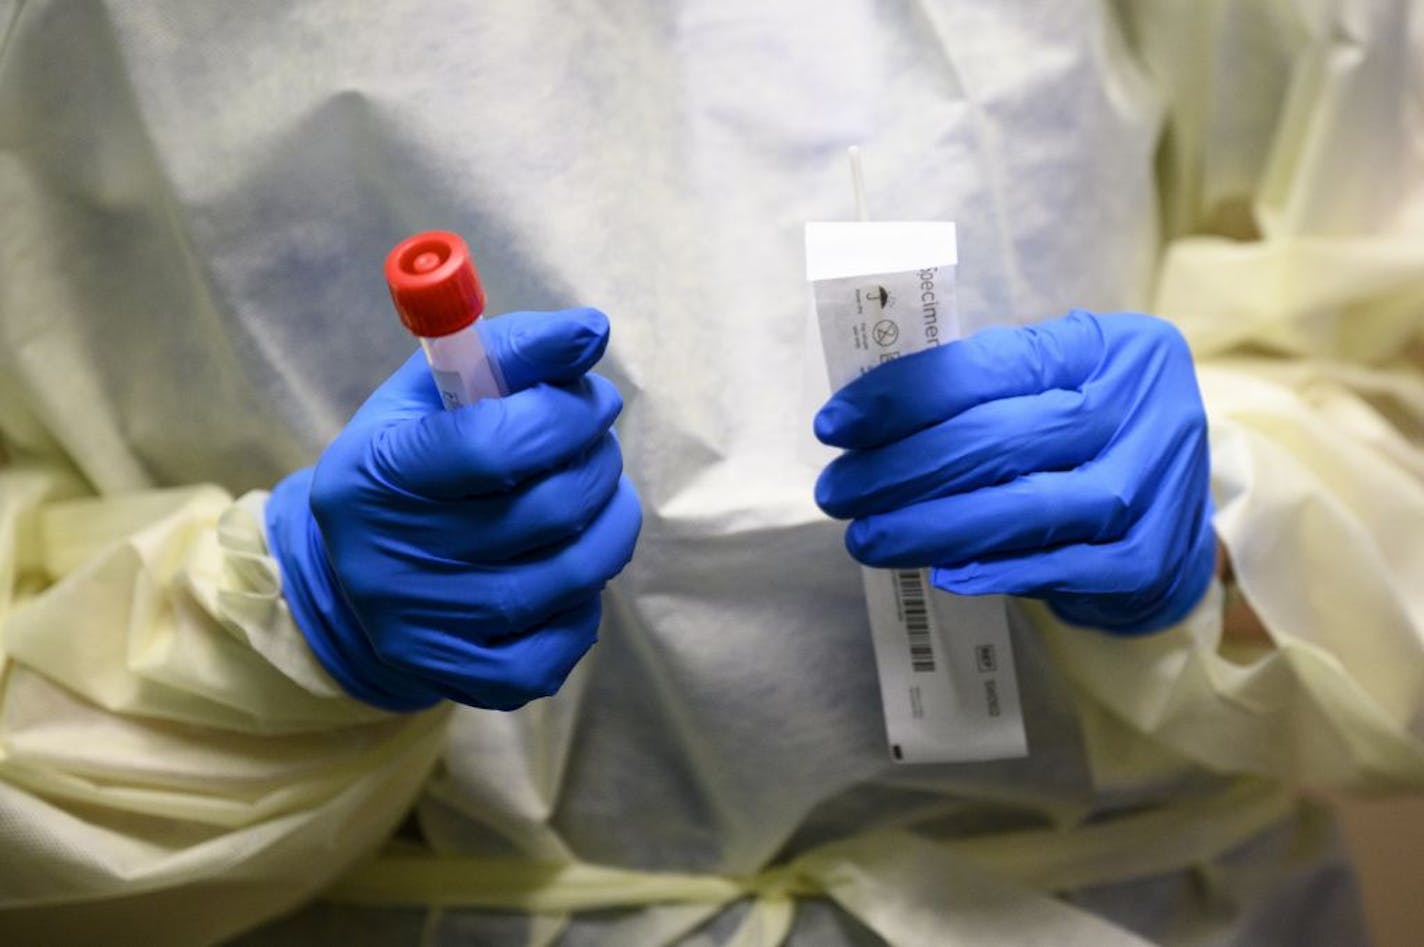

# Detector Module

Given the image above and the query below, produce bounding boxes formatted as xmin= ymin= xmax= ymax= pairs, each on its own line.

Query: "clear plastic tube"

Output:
xmin=385 ymin=230 xmax=504 ymax=410
xmin=419 ymin=325 xmax=506 ymax=410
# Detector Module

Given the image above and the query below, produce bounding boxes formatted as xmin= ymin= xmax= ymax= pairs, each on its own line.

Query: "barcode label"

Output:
xmin=895 ymin=569 xmax=935 ymax=672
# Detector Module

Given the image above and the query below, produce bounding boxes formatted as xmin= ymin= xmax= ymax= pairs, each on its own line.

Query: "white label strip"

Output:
xmin=807 ymin=222 xmax=1027 ymax=763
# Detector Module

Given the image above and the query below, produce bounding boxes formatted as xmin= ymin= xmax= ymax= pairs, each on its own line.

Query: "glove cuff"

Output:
xmin=265 ymin=469 xmax=442 ymax=712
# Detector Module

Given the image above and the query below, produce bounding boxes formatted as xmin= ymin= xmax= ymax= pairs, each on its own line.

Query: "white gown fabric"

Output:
xmin=2 ymin=1 xmax=1422 ymax=944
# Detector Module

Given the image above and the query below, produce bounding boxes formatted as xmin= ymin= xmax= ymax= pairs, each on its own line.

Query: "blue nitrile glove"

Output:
xmin=266 ymin=308 xmax=642 ymax=711
xmin=814 ymin=310 xmax=1215 ymax=635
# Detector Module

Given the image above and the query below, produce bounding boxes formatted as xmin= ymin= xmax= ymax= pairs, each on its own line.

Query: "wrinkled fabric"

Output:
xmin=0 ymin=0 xmax=1420 ymax=945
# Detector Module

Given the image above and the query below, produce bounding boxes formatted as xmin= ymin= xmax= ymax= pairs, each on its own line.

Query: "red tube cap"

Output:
xmin=384 ymin=231 xmax=486 ymax=338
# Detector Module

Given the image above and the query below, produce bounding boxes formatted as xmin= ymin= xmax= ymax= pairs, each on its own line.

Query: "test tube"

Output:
xmin=384 ymin=230 xmax=506 ymax=409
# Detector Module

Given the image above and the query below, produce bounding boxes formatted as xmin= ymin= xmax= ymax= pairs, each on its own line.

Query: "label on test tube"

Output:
xmin=806 ymin=221 xmax=1027 ymax=764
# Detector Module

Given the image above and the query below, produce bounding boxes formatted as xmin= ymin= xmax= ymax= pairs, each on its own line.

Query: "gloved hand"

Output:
xmin=813 ymin=310 xmax=1216 ymax=634
xmin=266 ymin=308 xmax=642 ymax=711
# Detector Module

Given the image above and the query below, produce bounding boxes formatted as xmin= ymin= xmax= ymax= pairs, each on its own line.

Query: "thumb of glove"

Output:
xmin=479 ymin=307 xmax=612 ymax=393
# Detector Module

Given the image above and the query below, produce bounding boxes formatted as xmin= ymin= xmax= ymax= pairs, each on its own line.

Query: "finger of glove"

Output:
xmin=446 ymin=476 xmax=642 ymax=633
xmin=429 ymin=597 xmax=603 ymax=711
xmin=844 ymin=469 xmax=1136 ymax=568
xmin=347 ymin=308 xmax=612 ymax=425
xmin=814 ymin=309 xmax=1104 ymax=450
xmin=421 ymin=432 xmax=625 ymax=562
xmin=816 ymin=388 xmax=1113 ymax=519
xmin=478 ymin=307 xmax=612 ymax=393
xmin=374 ymin=373 xmax=623 ymax=499
xmin=1046 ymin=509 xmax=1214 ymax=635
xmin=928 ymin=531 xmax=1157 ymax=598
xmin=924 ymin=413 xmax=1211 ymax=604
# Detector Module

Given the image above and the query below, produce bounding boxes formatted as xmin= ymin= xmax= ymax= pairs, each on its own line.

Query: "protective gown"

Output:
xmin=1 ymin=1 xmax=1422 ymax=944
